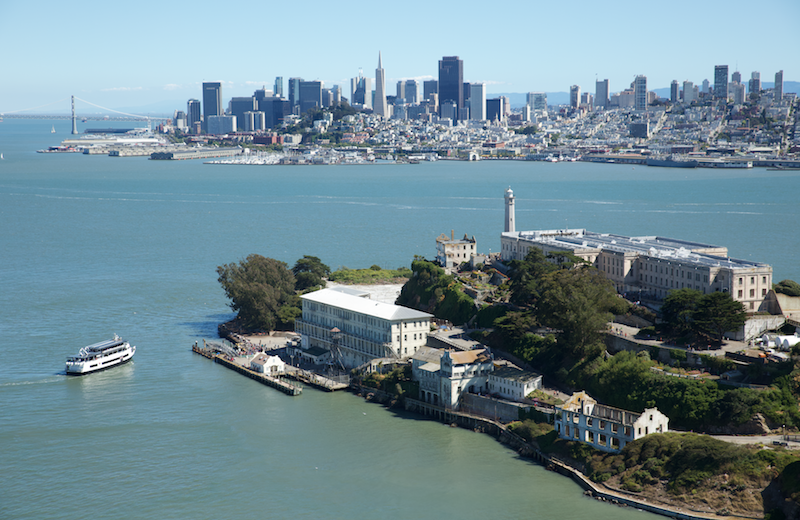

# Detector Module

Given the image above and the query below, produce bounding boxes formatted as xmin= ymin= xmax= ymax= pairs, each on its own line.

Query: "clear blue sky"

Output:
xmin=1 ymin=0 xmax=797 ymax=114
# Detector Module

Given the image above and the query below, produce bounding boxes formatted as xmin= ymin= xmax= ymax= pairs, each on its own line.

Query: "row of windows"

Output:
xmin=738 ymin=288 xmax=768 ymax=298
xmin=738 ymin=276 xmax=768 ymax=286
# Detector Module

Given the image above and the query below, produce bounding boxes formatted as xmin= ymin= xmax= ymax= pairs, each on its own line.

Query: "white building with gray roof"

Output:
xmin=295 ymin=287 xmax=433 ymax=369
xmin=500 ymin=190 xmax=773 ymax=311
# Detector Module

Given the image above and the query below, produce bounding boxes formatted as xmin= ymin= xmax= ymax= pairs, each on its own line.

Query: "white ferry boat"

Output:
xmin=65 ymin=335 xmax=136 ymax=375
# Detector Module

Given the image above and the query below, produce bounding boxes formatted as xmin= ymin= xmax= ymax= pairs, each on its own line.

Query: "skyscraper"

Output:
xmin=595 ymin=79 xmax=609 ymax=108
xmin=404 ymin=80 xmax=419 ymax=105
xmin=187 ymin=99 xmax=201 ymax=131
xmin=570 ymin=85 xmax=581 ymax=108
xmin=396 ymin=81 xmax=406 ymax=103
xmin=714 ymin=65 xmax=728 ymax=99
xmin=202 ymin=82 xmax=222 ymax=133
xmin=438 ymin=56 xmax=463 ymax=120
xmin=423 ymin=80 xmax=438 ymax=101
xmin=229 ymin=96 xmax=256 ymax=131
xmin=749 ymin=72 xmax=761 ymax=95
xmin=633 ymin=76 xmax=647 ymax=111
xmin=683 ymin=81 xmax=696 ymax=104
xmin=775 ymin=70 xmax=784 ymax=101
xmin=274 ymin=77 xmax=283 ymax=98
xmin=350 ymin=72 xmax=372 ymax=109
xmin=670 ymin=80 xmax=679 ymax=103
xmin=486 ymin=98 xmax=504 ymax=122
xmin=470 ymin=82 xmax=485 ymax=121
xmin=374 ymin=52 xmax=388 ymax=118
xmin=288 ymin=78 xmax=302 ymax=109
xmin=299 ymin=81 xmax=323 ymax=114
xmin=732 ymin=71 xmax=741 ymax=84
xmin=528 ymin=92 xmax=547 ymax=111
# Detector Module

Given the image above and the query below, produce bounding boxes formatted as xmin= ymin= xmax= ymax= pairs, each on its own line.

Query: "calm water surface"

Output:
xmin=2 ymin=119 xmax=798 ymax=519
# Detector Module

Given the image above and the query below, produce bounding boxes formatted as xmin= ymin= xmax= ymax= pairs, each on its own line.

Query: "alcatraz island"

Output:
xmin=194 ymin=190 xmax=800 ymax=520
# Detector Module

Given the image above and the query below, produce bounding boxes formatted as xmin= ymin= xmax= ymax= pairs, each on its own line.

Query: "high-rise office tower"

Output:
xmin=670 ymin=80 xmax=679 ymax=103
xmin=749 ymin=72 xmax=761 ymax=95
xmin=702 ymin=79 xmax=710 ymax=94
xmin=775 ymin=70 xmax=784 ymax=101
xmin=595 ymin=79 xmax=609 ymax=108
xmin=683 ymin=81 xmax=696 ymax=104
xmin=274 ymin=77 xmax=283 ymax=98
xmin=374 ymin=52 xmax=388 ymax=117
xmin=229 ymin=96 xmax=256 ymax=131
xmin=570 ymin=85 xmax=581 ymax=108
xmin=187 ymin=99 xmax=201 ymax=131
xmin=440 ymin=101 xmax=457 ymax=122
xmin=350 ymin=72 xmax=372 ymax=108
xmin=404 ymin=79 xmax=419 ymax=105
xmin=438 ymin=56 xmax=463 ymax=120
xmin=423 ymin=80 xmax=438 ymax=101
xmin=202 ymin=82 xmax=222 ymax=133
xmin=634 ymin=75 xmax=647 ymax=111
xmin=731 ymin=83 xmax=746 ymax=105
xmin=396 ymin=81 xmax=406 ymax=103
xmin=528 ymin=92 xmax=547 ymax=111
xmin=470 ymin=82 xmax=486 ymax=121
xmin=288 ymin=78 xmax=302 ymax=109
xmin=732 ymin=71 xmax=741 ymax=84
xmin=299 ymin=81 xmax=323 ymax=114
xmin=714 ymin=65 xmax=728 ymax=99
xmin=486 ymin=97 xmax=504 ymax=122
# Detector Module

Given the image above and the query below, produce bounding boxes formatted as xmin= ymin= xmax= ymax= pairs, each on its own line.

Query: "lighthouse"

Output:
xmin=504 ymin=187 xmax=515 ymax=233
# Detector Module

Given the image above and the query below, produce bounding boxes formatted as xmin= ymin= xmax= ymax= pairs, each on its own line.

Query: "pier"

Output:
xmin=192 ymin=345 xmax=302 ymax=396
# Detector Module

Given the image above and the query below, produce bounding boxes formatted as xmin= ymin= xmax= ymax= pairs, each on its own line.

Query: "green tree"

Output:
xmin=217 ymin=255 xmax=298 ymax=331
xmin=292 ymin=255 xmax=331 ymax=291
xmin=695 ymin=292 xmax=747 ymax=345
xmin=537 ymin=267 xmax=618 ymax=357
xmin=508 ymin=248 xmax=557 ymax=308
xmin=395 ymin=258 xmax=476 ymax=325
xmin=661 ymin=288 xmax=702 ymax=338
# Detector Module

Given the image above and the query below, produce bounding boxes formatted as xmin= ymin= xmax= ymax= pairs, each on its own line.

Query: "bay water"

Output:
xmin=1 ymin=119 xmax=798 ymax=519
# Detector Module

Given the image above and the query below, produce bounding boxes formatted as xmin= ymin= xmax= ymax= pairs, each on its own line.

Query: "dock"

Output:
xmin=192 ymin=345 xmax=302 ymax=396
xmin=284 ymin=367 xmax=349 ymax=392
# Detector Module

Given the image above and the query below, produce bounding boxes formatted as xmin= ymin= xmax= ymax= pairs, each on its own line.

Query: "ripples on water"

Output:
xmin=2 ymin=120 xmax=798 ymax=519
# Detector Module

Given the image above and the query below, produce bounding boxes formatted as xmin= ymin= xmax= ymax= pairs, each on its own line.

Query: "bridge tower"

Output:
xmin=71 ymin=96 xmax=78 ymax=135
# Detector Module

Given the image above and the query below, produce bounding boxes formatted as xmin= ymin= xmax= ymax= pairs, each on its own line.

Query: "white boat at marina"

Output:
xmin=65 ymin=335 xmax=135 ymax=375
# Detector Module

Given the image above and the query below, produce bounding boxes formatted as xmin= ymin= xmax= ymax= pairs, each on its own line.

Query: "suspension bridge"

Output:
xmin=0 ymin=96 xmax=171 ymax=132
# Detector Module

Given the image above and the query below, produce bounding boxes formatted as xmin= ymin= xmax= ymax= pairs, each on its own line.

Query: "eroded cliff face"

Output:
xmin=704 ymin=413 xmax=773 ymax=435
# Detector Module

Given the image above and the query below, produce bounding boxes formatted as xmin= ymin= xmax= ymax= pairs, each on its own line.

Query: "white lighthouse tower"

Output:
xmin=504 ymin=187 xmax=515 ymax=233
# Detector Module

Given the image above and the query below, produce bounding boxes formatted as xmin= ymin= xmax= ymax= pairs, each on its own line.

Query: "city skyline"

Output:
xmin=0 ymin=0 xmax=798 ymax=113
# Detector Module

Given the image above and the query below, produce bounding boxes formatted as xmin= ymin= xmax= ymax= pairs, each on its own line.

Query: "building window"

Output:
xmin=762 ymin=288 xmax=767 ymax=296
xmin=750 ymin=289 xmax=755 ymax=298
xmin=738 ymin=290 xmax=743 ymax=298
xmin=762 ymin=276 xmax=767 ymax=284
xmin=739 ymin=278 xmax=743 ymax=286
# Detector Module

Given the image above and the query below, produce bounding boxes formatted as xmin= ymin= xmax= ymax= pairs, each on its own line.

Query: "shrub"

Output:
xmin=775 ymin=280 xmax=800 ymax=297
